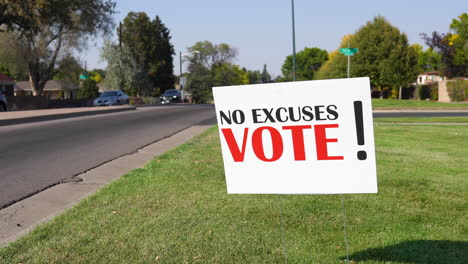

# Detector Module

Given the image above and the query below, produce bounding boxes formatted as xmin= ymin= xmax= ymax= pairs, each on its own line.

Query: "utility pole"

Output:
xmin=180 ymin=51 xmax=183 ymax=103
xmin=291 ymin=0 xmax=297 ymax=81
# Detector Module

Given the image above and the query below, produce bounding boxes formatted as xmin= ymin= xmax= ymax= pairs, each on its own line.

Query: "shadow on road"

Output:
xmin=345 ymin=240 xmax=467 ymax=264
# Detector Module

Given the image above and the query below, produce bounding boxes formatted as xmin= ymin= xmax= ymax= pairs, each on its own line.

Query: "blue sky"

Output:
xmin=82 ymin=0 xmax=467 ymax=77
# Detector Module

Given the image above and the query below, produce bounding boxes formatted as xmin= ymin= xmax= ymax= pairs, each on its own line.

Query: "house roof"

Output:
xmin=15 ymin=80 xmax=79 ymax=91
xmin=0 ymin=72 xmax=14 ymax=83
xmin=420 ymin=71 xmax=440 ymax=76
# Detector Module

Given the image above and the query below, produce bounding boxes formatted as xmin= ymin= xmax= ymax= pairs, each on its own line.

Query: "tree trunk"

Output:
xmin=29 ymin=73 xmax=40 ymax=96
xmin=399 ymin=86 xmax=402 ymax=100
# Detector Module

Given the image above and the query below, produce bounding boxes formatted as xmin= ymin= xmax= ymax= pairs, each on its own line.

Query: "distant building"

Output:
xmin=15 ymin=80 xmax=80 ymax=99
xmin=0 ymin=72 xmax=15 ymax=96
xmin=417 ymin=72 xmax=445 ymax=85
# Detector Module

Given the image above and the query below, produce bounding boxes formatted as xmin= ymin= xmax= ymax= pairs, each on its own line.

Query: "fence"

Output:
xmin=6 ymin=96 xmax=92 ymax=111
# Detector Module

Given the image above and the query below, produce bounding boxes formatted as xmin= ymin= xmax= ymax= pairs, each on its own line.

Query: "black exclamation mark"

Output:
xmin=354 ymin=101 xmax=367 ymax=160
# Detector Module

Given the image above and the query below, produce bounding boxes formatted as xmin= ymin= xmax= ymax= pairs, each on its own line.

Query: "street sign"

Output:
xmin=340 ymin=48 xmax=358 ymax=56
xmin=212 ymin=77 xmax=377 ymax=194
xmin=79 ymin=74 xmax=89 ymax=80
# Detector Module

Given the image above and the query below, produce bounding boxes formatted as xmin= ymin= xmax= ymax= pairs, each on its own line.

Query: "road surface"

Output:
xmin=0 ymin=105 xmax=216 ymax=209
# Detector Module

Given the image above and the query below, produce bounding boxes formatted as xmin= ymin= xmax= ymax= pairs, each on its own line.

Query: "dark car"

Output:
xmin=0 ymin=92 xmax=7 ymax=111
xmin=160 ymin=89 xmax=181 ymax=104
xmin=93 ymin=90 xmax=129 ymax=106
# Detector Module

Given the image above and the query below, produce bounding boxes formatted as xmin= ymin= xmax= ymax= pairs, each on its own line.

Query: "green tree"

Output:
xmin=3 ymin=0 xmax=115 ymax=95
xmin=89 ymin=69 xmax=105 ymax=83
xmin=100 ymin=39 xmax=152 ymax=96
xmin=0 ymin=32 xmax=28 ymax=80
xmin=315 ymin=35 xmax=351 ymax=80
xmin=186 ymin=41 xmax=239 ymax=103
xmin=78 ymin=78 xmax=99 ymax=99
xmin=412 ymin=44 xmax=442 ymax=73
xmin=261 ymin=64 xmax=272 ymax=83
xmin=212 ymin=63 xmax=249 ymax=87
xmin=282 ymin=47 xmax=328 ymax=80
xmin=316 ymin=17 xmax=418 ymax=97
xmin=53 ymin=55 xmax=83 ymax=84
xmin=187 ymin=41 xmax=237 ymax=70
xmin=121 ymin=13 xmax=175 ymax=95
xmin=247 ymin=70 xmax=262 ymax=84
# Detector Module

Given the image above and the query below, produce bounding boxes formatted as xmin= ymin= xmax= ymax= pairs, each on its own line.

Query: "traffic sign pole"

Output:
xmin=339 ymin=46 xmax=358 ymax=79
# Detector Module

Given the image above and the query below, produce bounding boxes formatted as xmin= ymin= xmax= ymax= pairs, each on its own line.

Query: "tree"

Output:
xmin=412 ymin=44 xmax=442 ymax=73
xmin=212 ymin=63 xmax=249 ymax=87
xmin=53 ymin=55 xmax=83 ymax=84
xmin=186 ymin=41 xmax=239 ymax=103
xmin=0 ymin=31 xmax=28 ymax=80
xmin=316 ymin=17 xmax=418 ymax=97
xmin=282 ymin=47 xmax=328 ymax=80
xmin=187 ymin=41 xmax=237 ymax=70
xmin=78 ymin=78 xmax=99 ymax=99
xmin=120 ymin=13 xmax=175 ymax=95
xmin=4 ymin=0 xmax=115 ymax=95
xmin=261 ymin=64 xmax=272 ymax=83
xmin=247 ymin=70 xmax=262 ymax=84
xmin=100 ymin=39 xmax=152 ymax=96
xmin=89 ymin=69 xmax=105 ymax=83
xmin=421 ymin=13 xmax=467 ymax=77
xmin=315 ymin=35 xmax=351 ymax=80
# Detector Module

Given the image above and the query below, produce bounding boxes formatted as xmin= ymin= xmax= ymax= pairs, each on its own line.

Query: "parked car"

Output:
xmin=0 ymin=92 xmax=7 ymax=111
xmin=93 ymin=90 xmax=129 ymax=106
xmin=159 ymin=89 xmax=181 ymax=104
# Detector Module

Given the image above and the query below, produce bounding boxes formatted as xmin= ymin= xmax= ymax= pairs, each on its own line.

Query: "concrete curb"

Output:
xmin=0 ymin=124 xmax=212 ymax=247
xmin=0 ymin=106 xmax=136 ymax=127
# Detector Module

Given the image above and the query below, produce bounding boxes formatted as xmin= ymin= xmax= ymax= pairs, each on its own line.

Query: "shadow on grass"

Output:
xmin=347 ymin=240 xmax=467 ymax=264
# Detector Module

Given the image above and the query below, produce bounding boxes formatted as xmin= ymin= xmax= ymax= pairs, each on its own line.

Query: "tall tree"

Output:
xmin=3 ymin=0 xmax=115 ymax=95
xmin=282 ymin=47 xmax=328 ymax=81
xmin=261 ymin=64 xmax=272 ymax=83
xmin=316 ymin=17 xmax=418 ymax=96
xmin=100 ymin=39 xmax=152 ymax=96
xmin=150 ymin=16 xmax=175 ymax=95
xmin=0 ymin=31 xmax=28 ymax=80
xmin=187 ymin=41 xmax=237 ymax=70
xmin=121 ymin=13 xmax=175 ymax=95
xmin=186 ymin=41 xmax=240 ymax=103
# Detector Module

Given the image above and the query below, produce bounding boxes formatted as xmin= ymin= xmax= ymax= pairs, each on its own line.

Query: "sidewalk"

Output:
xmin=0 ymin=106 xmax=136 ymax=126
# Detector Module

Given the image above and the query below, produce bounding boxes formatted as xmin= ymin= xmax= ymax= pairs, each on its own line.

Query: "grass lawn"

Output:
xmin=372 ymin=99 xmax=468 ymax=110
xmin=1 ymin=125 xmax=467 ymax=263
xmin=374 ymin=116 xmax=468 ymax=123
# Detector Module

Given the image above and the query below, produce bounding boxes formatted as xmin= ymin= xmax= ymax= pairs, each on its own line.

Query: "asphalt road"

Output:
xmin=0 ymin=105 xmax=216 ymax=209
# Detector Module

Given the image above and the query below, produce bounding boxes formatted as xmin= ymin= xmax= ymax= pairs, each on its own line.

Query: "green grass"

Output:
xmin=1 ymin=125 xmax=467 ymax=264
xmin=372 ymin=99 xmax=468 ymax=110
xmin=374 ymin=116 xmax=468 ymax=123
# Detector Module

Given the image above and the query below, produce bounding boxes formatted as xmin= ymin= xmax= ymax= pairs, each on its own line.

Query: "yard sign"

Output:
xmin=212 ymin=77 xmax=377 ymax=194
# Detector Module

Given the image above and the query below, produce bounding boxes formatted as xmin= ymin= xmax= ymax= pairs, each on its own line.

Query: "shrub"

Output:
xmin=78 ymin=79 xmax=99 ymax=99
xmin=447 ymin=80 xmax=468 ymax=102
xmin=418 ymin=83 xmax=438 ymax=100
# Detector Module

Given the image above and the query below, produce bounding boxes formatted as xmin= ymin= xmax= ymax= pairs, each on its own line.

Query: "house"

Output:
xmin=15 ymin=80 xmax=80 ymax=99
xmin=0 ymin=72 xmax=15 ymax=96
xmin=417 ymin=72 xmax=445 ymax=85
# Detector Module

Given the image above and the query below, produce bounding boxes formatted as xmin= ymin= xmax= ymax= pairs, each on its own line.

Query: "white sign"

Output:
xmin=212 ymin=77 xmax=377 ymax=194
